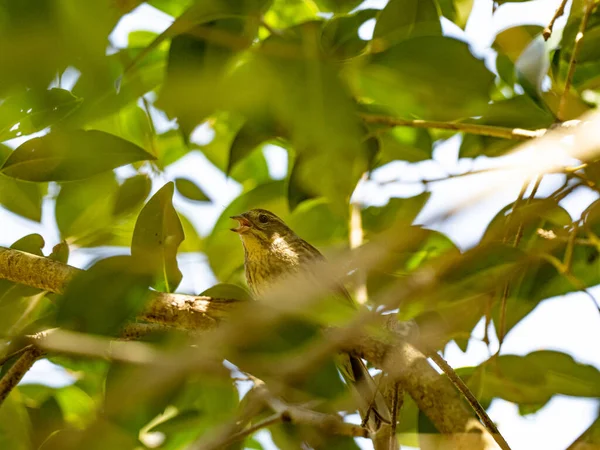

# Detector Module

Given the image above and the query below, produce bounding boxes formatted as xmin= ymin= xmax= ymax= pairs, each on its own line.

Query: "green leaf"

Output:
xmin=362 ymin=36 xmax=494 ymax=120
xmin=200 ymin=283 xmax=252 ymax=302
xmin=157 ymin=17 xmax=258 ymax=133
xmin=0 ymin=88 xmax=81 ymax=141
xmin=436 ymin=0 xmax=474 ymax=29
xmin=459 ymin=95 xmax=554 ymax=158
xmin=492 ymin=25 xmax=543 ymax=63
xmin=473 ymin=351 xmax=600 ymax=410
xmin=321 ymin=9 xmax=379 ymax=60
xmin=178 ymin=211 xmax=203 ymax=253
xmin=55 ymin=173 xmax=119 ymax=243
xmin=131 ymin=182 xmax=185 ymax=293
xmin=54 ymin=385 xmax=96 ymax=429
xmin=174 ymin=178 xmax=211 ymax=202
xmin=0 ymin=145 xmax=46 ymax=222
xmin=363 ymin=193 xmax=430 ymax=235
xmin=227 ymin=23 xmax=370 ymax=209
xmin=313 ymin=0 xmax=363 ymax=13
xmin=227 ymin=116 xmax=277 ymax=175
xmin=49 ymin=242 xmax=69 ymax=264
xmin=200 ymin=113 xmax=272 ymax=189
xmin=112 ymin=174 xmax=152 ymax=216
xmin=0 ymin=391 xmax=31 ymax=450
xmin=373 ymin=0 xmax=441 ymax=48
xmin=56 ymin=256 xmax=152 ymax=336
xmin=150 ymin=375 xmax=238 ymax=443
xmin=0 ymin=130 xmax=156 ymax=182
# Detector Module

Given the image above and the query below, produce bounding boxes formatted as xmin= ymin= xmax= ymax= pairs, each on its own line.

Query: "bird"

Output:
xmin=230 ymin=208 xmax=392 ymax=431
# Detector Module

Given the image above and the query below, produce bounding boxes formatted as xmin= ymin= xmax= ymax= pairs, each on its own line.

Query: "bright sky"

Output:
xmin=6 ymin=1 xmax=600 ymax=449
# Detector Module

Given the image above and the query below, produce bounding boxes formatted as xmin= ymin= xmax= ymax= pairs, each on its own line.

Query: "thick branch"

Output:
xmin=0 ymin=247 xmax=239 ymax=331
xmin=0 ymin=246 xmax=499 ymax=447
xmin=346 ymin=329 xmax=503 ymax=449
xmin=361 ymin=114 xmax=546 ymax=140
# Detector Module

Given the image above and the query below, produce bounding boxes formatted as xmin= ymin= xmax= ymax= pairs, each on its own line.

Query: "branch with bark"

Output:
xmin=0 ymin=246 xmax=502 ymax=449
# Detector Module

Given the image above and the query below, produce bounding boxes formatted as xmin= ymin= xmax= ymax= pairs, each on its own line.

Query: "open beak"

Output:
xmin=230 ymin=215 xmax=252 ymax=234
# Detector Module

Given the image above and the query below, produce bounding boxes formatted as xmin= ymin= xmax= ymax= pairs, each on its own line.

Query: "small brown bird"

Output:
xmin=231 ymin=208 xmax=391 ymax=431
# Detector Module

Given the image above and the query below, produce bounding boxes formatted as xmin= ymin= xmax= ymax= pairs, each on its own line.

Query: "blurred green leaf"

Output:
xmin=0 ymin=145 xmax=46 ymax=221
xmin=54 ymin=385 xmax=96 ymax=429
xmin=0 ymin=88 xmax=81 ymax=142
xmin=56 ymin=255 xmax=152 ymax=335
xmin=459 ymin=95 xmax=554 ymax=157
xmin=363 ymin=193 xmax=430 ymax=234
xmin=492 ymin=25 xmax=543 ymax=63
xmin=55 ymin=173 xmax=119 ymax=243
xmin=227 ymin=116 xmax=277 ymax=175
xmin=471 ymin=351 xmax=600 ymax=410
xmin=263 ymin=0 xmax=318 ymax=28
xmin=49 ymin=242 xmax=70 ymax=264
xmin=113 ymin=174 xmax=152 ymax=217
xmin=321 ymin=9 xmax=378 ymax=60
xmin=437 ymin=0 xmax=474 ymax=29
xmin=200 ymin=113 xmax=271 ymax=189
xmin=0 ymin=391 xmax=31 ymax=450
xmin=175 ymin=177 xmax=211 ymax=202
xmin=314 ymin=0 xmax=362 ymax=13
xmin=362 ymin=36 xmax=494 ymax=120
xmin=131 ymin=182 xmax=185 ymax=292
xmin=1 ymin=130 xmax=155 ymax=182
xmin=178 ymin=211 xmax=203 ymax=253
xmin=157 ymin=16 xmax=258 ymax=134
xmin=373 ymin=0 xmax=441 ymax=48
xmin=200 ymin=283 xmax=252 ymax=301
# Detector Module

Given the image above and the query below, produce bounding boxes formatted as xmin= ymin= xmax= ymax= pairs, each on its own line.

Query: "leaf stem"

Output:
xmin=543 ymin=0 xmax=569 ymax=40
xmin=558 ymin=0 xmax=596 ymax=121
xmin=361 ymin=114 xmax=546 ymax=140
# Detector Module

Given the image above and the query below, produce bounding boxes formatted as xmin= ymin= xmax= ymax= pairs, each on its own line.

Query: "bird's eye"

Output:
xmin=258 ymin=214 xmax=269 ymax=224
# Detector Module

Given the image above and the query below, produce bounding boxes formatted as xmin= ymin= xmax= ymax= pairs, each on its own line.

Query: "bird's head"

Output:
xmin=230 ymin=209 xmax=295 ymax=246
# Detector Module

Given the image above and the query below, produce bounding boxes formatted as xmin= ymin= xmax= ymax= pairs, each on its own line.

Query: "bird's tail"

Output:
xmin=337 ymin=353 xmax=392 ymax=432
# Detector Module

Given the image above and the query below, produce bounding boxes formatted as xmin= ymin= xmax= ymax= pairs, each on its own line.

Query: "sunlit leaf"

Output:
xmin=131 ymin=182 xmax=185 ymax=292
xmin=321 ymin=9 xmax=378 ymax=60
xmin=175 ymin=177 xmax=211 ymax=202
xmin=373 ymin=0 xmax=441 ymax=49
xmin=0 ymin=145 xmax=46 ymax=221
xmin=1 ymin=130 xmax=155 ymax=182
xmin=55 ymin=173 xmax=119 ymax=242
xmin=0 ymin=88 xmax=81 ymax=141
xmin=113 ymin=174 xmax=152 ymax=216
xmin=361 ymin=36 xmax=494 ymax=120
xmin=437 ymin=0 xmax=474 ymax=29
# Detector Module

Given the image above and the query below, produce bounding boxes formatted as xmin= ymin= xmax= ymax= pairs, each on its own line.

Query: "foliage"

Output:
xmin=0 ymin=0 xmax=600 ymax=449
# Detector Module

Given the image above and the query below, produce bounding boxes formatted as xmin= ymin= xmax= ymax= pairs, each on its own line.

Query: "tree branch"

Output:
xmin=0 ymin=246 xmax=502 ymax=448
xmin=543 ymin=0 xmax=569 ymax=40
xmin=0 ymin=347 xmax=44 ymax=405
xmin=361 ymin=114 xmax=546 ymax=140
xmin=0 ymin=247 xmax=240 ymax=331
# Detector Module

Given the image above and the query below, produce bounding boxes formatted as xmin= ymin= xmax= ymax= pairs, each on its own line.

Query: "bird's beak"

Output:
xmin=230 ymin=215 xmax=251 ymax=234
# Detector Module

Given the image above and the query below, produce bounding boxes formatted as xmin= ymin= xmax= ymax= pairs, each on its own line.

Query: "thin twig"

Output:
xmin=0 ymin=347 xmax=44 ymax=406
xmin=429 ymin=352 xmax=512 ymax=450
xmin=543 ymin=0 xmax=570 ymax=40
xmin=218 ymin=413 xmax=283 ymax=448
xmin=361 ymin=114 xmax=546 ymax=140
xmin=559 ymin=0 xmax=596 ymax=121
